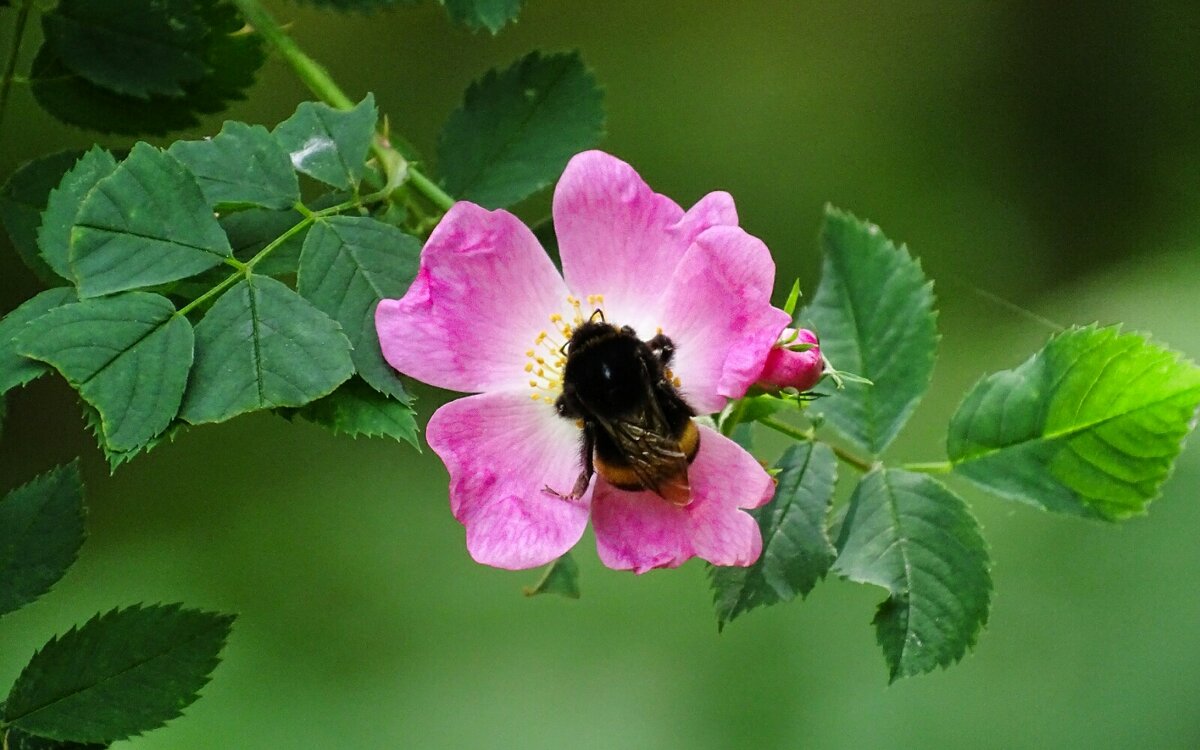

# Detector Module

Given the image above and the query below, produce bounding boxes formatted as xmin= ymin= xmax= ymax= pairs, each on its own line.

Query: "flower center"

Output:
xmin=525 ymin=294 xmax=607 ymax=404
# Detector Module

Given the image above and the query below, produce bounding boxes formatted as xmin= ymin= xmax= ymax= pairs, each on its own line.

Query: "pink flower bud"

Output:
xmin=756 ymin=328 xmax=823 ymax=391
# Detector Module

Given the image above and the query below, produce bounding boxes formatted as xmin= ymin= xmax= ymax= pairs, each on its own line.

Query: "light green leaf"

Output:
xmin=0 ymin=462 xmax=86 ymax=618
xmin=4 ymin=604 xmax=234 ymax=743
xmin=168 ymin=121 xmax=301 ymax=210
xmin=523 ymin=553 xmax=580 ymax=598
xmin=834 ymin=469 xmax=991 ymax=682
xmin=0 ymin=150 xmax=84 ymax=284
xmin=292 ymin=378 xmax=418 ymax=448
xmin=15 ymin=293 xmax=194 ymax=453
xmin=38 ymin=147 xmax=120 ymax=281
xmin=804 ymin=206 xmax=937 ymax=455
xmin=0 ymin=289 xmax=77 ymax=395
xmin=180 ymin=275 xmax=354 ymax=424
xmin=273 ymin=95 xmax=377 ymax=190
xmin=949 ymin=325 xmax=1200 ymax=520
xmin=41 ymin=0 xmax=209 ymax=99
xmin=710 ymin=442 xmax=837 ymax=630
xmin=438 ymin=51 xmax=605 ymax=208
xmin=69 ymin=143 xmax=233 ymax=297
xmin=298 ymin=216 xmax=419 ymax=400
xmin=441 ymin=0 xmax=522 ymax=33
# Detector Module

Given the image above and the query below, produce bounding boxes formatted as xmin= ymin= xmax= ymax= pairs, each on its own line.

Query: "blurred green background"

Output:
xmin=3 ymin=1 xmax=1200 ymax=747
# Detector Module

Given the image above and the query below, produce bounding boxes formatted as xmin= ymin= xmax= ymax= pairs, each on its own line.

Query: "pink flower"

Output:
xmin=756 ymin=328 xmax=824 ymax=391
xmin=375 ymin=151 xmax=790 ymax=573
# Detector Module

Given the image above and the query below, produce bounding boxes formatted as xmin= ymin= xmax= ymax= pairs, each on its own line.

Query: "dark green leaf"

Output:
xmin=710 ymin=442 xmax=837 ymax=630
xmin=834 ymin=469 xmax=991 ymax=682
xmin=180 ymin=275 xmax=354 ymax=424
xmin=3 ymin=725 xmax=105 ymax=750
xmin=438 ymin=51 xmax=605 ymax=208
xmin=0 ymin=289 xmax=77 ymax=395
xmin=4 ymin=604 xmax=234 ymax=743
xmin=16 ymin=293 xmax=194 ymax=453
xmin=0 ymin=150 xmax=84 ymax=284
xmin=220 ymin=207 xmax=309 ymax=276
xmin=292 ymin=378 xmax=418 ymax=447
xmin=42 ymin=0 xmax=208 ymax=99
xmin=79 ymin=400 xmax=186 ymax=473
xmin=38 ymin=147 xmax=120 ymax=281
xmin=949 ymin=325 xmax=1200 ymax=520
xmin=168 ymin=121 xmax=301 ymax=211
xmin=273 ymin=95 xmax=377 ymax=190
xmin=297 ymin=215 xmax=419 ymax=400
xmin=70 ymin=143 xmax=233 ymax=298
xmin=0 ymin=462 xmax=86 ymax=618
xmin=804 ymin=207 xmax=938 ymax=455
xmin=523 ymin=553 xmax=580 ymax=598
xmin=441 ymin=0 xmax=522 ymax=33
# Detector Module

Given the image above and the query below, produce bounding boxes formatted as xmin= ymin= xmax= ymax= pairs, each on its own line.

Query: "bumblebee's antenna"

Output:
xmin=589 ymin=308 xmax=605 ymax=323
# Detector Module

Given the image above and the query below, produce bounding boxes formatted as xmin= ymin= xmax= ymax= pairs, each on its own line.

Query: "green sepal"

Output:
xmin=523 ymin=553 xmax=581 ymax=598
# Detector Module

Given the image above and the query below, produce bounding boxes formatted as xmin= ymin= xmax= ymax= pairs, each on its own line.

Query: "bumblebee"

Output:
xmin=548 ymin=315 xmax=700 ymax=506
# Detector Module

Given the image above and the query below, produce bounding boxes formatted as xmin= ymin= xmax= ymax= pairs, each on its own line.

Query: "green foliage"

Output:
xmin=0 ymin=151 xmax=83 ymax=284
xmin=273 ymin=95 xmax=378 ymax=190
xmin=220 ymin=207 xmax=310 ymax=276
xmin=3 ymin=604 xmax=234 ymax=744
xmin=69 ymin=143 xmax=233 ymax=298
xmin=833 ymin=469 xmax=991 ymax=682
xmin=29 ymin=3 xmax=264 ymax=136
xmin=294 ymin=0 xmax=419 ymax=10
xmin=804 ymin=206 xmax=937 ymax=455
xmin=442 ymin=0 xmax=523 ymax=33
xmin=948 ymin=325 xmax=1200 ymax=520
xmin=41 ymin=0 xmax=209 ymax=99
xmin=0 ymin=462 xmax=85 ymax=619
xmin=80 ymin=401 xmax=187 ymax=473
xmin=180 ymin=275 xmax=354 ymax=424
xmin=297 ymin=215 xmax=420 ymax=400
xmin=3 ymin=725 xmax=104 ymax=750
xmin=0 ymin=289 xmax=77 ymax=395
xmin=710 ymin=442 xmax=837 ymax=630
xmin=168 ymin=122 xmax=301 ymax=211
xmin=16 ymin=294 xmax=194 ymax=453
xmin=38 ymin=147 xmax=119 ymax=282
xmin=438 ymin=51 xmax=605 ymax=208
xmin=293 ymin=379 xmax=419 ymax=447
xmin=523 ymin=553 xmax=581 ymax=598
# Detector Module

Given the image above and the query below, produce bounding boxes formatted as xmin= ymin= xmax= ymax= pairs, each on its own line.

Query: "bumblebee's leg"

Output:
xmin=544 ymin=423 xmax=595 ymax=500
xmin=648 ymin=333 xmax=675 ymax=365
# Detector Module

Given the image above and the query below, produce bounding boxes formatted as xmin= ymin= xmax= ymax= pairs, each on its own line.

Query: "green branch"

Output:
xmin=758 ymin=416 xmax=878 ymax=473
xmin=230 ymin=0 xmax=455 ymax=213
xmin=0 ymin=0 xmax=35 ymax=135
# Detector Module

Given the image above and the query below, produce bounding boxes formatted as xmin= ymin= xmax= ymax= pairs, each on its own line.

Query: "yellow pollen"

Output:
xmin=673 ymin=376 xmax=682 ymax=387
xmin=549 ymin=313 xmax=562 ymax=323
xmin=525 ymin=349 xmax=534 ymax=357
xmin=529 ymin=380 xmax=538 ymax=387
xmin=524 ymin=363 xmax=533 ymax=373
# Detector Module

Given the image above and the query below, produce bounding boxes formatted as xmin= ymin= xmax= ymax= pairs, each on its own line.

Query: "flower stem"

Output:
xmin=0 ymin=0 xmax=35 ymax=136
xmin=229 ymin=0 xmax=455 ymax=212
xmin=757 ymin=416 xmax=877 ymax=473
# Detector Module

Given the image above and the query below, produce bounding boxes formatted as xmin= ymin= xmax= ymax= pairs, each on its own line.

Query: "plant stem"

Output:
xmin=758 ymin=416 xmax=877 ymax=473
xmin=230 ymin=0 xmax=455 ymax=212
xmin=0 ymin=0 xmax=35 ymax=135
xmin=903 ymin=461 xmax=953 ymax=474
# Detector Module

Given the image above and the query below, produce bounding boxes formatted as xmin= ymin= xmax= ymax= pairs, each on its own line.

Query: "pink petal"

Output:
xmin=591 ymin=425 xmax=774 ymax=573
xmin=553 ymin=151 xmax=739 ymax=335
xmin=376 ymin=202 xmax=570 ymax=393
xmin=657 ymin=226 xmax=792 ymax=414
xmin=427 ymin=391 xmax=591 ymax=569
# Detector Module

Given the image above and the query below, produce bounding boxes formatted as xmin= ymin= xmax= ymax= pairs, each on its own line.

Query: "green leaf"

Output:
xmin=28 ymin=4 xmax=264 ymax=136
xmin=0 ymin=150 xmax=84 ymax=284
xmin=15 ymin=293 xmax=193 ymax=453
xmin=3 ymin=725 xmax=104 ymax=750
xmin=292 ymin=378 xmax=418 ymax=447
xmin=0 ymin=462 xmax=86 ymax=618
xmin=803 ymin=206 xmax=938 ymax=455
xmin=273 ymin=94 xmax=377 ymax=190
xmin=220 ymin=207 xmax=309 ymax=276
xmin=0 ymin=289 xmax=77 ymax=395
xmin=438 ymin=51 xmax=605 ymax=208
xmin=41 ymin=0 xmax=209 ymax=99
xmin=441 ymin=0 xmax=522 ymax=33
xmin=297 ymin=216 xmax=419 ymax=400
xmin=948 ymin=325 xmax=1200 ymax=520
xmin=70 ymin=143 xmax=233 ymax=298
xmin=294 ymin=0 xmax=419 ymax=9
xmin=38 ymin=147 xmax=120 ymax=281
xmin=4 ymin=604 xmax=234 ymax=743
xmin=180 ymin=275 xmax=354 ymax=424
xmin=523 ymin=553 xmax=580 ymax=598
xmin=833 ymin=469 xmax=991 ymax=682
xmin=168 ymin=121 xmax=301 ymax=211
xmin=710 ymin=442 xmax=837 ymax=630
xmin=79 ymin=400 xmax=186 ymax=473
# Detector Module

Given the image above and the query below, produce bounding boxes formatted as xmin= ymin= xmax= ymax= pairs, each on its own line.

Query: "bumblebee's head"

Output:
xmin=563 ymin=316 xmax=616 ymax=356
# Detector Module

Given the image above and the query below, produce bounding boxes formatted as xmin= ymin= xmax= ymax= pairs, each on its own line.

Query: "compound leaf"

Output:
xmin=0 ymin=289 xmax=78 ymax=395
xmin=0 ymin=150 xmax=84 ymax=284
xmin=168 ymin=121 xmax=300 ymax=211
xmin=292 ymin=378 xmax=418 ymax=447
xmin=38 ymin=147 xmax=120 ymax=281
xmin=441 ymin=0 xmax=522 ymax=33
xmin=273 ymin=95 xmax=377 ymax=190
